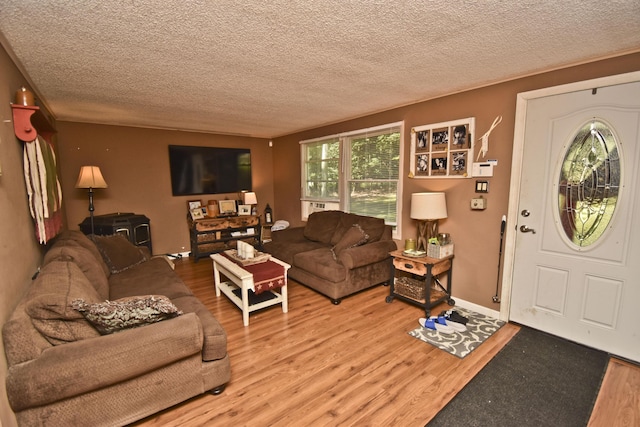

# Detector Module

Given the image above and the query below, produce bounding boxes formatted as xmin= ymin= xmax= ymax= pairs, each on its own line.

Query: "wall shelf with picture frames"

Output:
xmin=410 ymin=117 xmax=475 ymax=178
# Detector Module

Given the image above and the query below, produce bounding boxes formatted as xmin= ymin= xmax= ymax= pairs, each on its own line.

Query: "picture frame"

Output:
xmin=238 ymin=204 xmax=251 ymax=215
xmin=415 ymin=153 xmax=430 ymax=176
xmin=449 ymin=151 xmax=468 ymax=175
xmin=218 ymin=199 xmax=237 ymax=215
xmin=187 ymin=200 xmax=202 ymax=210
xmin=410 ymin=117 xmax=475 ymax=178
xmin=190 ymin=208 xmax=204 ymax=220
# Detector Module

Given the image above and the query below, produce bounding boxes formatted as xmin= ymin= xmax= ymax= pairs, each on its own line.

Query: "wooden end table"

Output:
xmin=211 ymin=253 xmax=290 ymax=326
xmin=386 ymin=249 xmax=455 ymax=317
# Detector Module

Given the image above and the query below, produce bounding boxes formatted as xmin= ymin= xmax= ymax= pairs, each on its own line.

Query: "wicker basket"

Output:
xmin=394 ymin=276 xmax=426 ymax=301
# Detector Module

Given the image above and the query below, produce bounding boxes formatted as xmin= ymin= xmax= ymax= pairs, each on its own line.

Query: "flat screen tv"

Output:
xmin=168 ymin=145 xmax=252 ymax=196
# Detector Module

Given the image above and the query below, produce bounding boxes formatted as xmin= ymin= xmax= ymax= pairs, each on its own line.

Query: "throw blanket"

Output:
xmin=223 ymin=253 xmax=286 ymax=295
xmin=245 ymin=260 xmax=286 ymax=294
xmin=23 ymin=135 xmax=63 ymax=244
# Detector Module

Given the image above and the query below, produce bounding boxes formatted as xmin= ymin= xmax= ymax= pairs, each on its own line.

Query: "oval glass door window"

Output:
xmin=558 ymin=120 xmax=620 ymax=247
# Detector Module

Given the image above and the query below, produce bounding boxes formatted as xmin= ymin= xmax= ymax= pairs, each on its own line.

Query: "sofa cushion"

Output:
xmin=294 ymin=248 xmax=346 ymax=283
xmin=261 ymin=240 xmax=326 ymax=266
xmin=330 ymin=213 xmax=386 ymax=245
xmin=43 ymin=240 xmax=110 ymax=299
xmin=108 ymin=257 xmax=195 ymax=300
xmin=303 ymin=210 xmax=343 ymax=244
xmin=53 ymin=230 xmax=111 ymax=277
xmin=72 ymin=295 xmax=183 ymax=335
xmin=25 ymin=260 xmax=103 ymax=345
xmin=94 ymin=234 xmax=149 ymax=274
xmin=331 ymin=224 xmax=369 ymax=260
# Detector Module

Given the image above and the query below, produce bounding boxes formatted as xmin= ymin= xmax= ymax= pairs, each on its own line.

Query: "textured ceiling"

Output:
xmin=1 ymin=1 xmax=640 ymax=138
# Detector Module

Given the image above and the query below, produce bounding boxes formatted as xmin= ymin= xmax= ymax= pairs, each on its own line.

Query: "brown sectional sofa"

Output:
xmin=3 ymin=230 xmax=230 ymax=426
xmin=263 ymin=211 xmax=398 ymax=304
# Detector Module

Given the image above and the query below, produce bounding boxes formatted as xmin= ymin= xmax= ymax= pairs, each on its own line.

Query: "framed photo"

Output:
xmin=410 ymin=117 xmax=475 ymax=178
xmin=450 ymin=151 xmax=468 ymax=175
xmin=415 ymin=153 xmax=430 ymax=176
xmin=218 ymin=199 xmax=237 ymax=215
xmin=431 ymin=153 xmax=448 ymax=176
xmin=190 ymin=208 xmax=204 ymax=220
xmin=431 ymin=128 xmax=449 ymax=150
xmin=238 ymin=204 xmax=251 ymax=215
xmin=452 ymin=123 xmax=470 ymax=149
xmin=416 ymin=130 xmax=430 ymax=151
xmin=200 ymin=206 xmax=209 ymax=217
xmin=187 ymin=200 xmax=202 ymax=210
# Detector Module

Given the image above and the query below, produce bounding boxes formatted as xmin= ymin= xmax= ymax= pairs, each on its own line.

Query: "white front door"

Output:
xmin=508 ymin=79 xmax=640 ymax=362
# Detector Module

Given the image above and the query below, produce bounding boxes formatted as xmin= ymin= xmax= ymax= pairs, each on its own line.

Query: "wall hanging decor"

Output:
xmin=11 ymin=101 xmax=63 ymax=244
xmin=409 ymin=117 xmax=475 ymax=178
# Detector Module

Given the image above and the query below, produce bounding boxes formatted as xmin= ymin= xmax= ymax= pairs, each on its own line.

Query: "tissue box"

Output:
xmin=427 ymin=243 xmax=454 ymax=259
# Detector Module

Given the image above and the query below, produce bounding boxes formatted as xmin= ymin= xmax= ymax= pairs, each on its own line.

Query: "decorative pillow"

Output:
xmin=43 ymin=240 xmax=110 ymax=299
xmin=303 ymin=211 xmax=343 ymax=244
xmin=71 ymin=295 xmax=183 ymax=335
xmin=330 ymin=224 xmax=369 ymax=260
xmin=26 ymin=260 xmax=103 ymax=345
xmin=52 ymin=230 xmax=111 ymax=277
xmin=93 ymin=234 xmax=148 ymax=274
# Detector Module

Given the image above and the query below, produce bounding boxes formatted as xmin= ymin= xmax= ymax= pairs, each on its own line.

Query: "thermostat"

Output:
xmin=472 ymin=162 xmax=494 ymax=177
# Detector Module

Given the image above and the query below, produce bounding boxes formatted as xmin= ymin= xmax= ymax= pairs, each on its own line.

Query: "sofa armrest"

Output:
xmin=270 ymin=226 xmax=305 ymax=243
xmin=6 ymin=313 xmax=203 ymax=411
xmin=338 ymin=240 xmax=398 ymax=269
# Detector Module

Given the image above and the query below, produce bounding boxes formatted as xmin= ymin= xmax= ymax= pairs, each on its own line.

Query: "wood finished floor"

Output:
xmin=132 ymin=257 xmax=639 ymax=427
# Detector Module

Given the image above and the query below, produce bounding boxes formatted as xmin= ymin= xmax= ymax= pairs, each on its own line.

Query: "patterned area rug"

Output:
xmin=408 ymin=307 xmax=505 ymax=358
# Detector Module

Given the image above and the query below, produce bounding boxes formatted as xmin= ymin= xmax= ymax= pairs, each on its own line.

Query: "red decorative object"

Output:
xmin=11 ymin=104 xmax=55 ymax=143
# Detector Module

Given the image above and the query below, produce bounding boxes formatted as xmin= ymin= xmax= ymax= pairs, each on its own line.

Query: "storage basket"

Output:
xmin=394 ymin=276 xmax=426 ymax=301
xmin=427 ymin=243 xmax=454 ymax=259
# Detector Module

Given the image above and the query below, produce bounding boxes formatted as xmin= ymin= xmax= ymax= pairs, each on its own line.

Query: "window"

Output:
xmin=301 ymin=122 xmax=403 ymax=237
xmin=302 ymin=137 xmax=340 ymax=201
xmin=557 ymin=120 xmax=620 ymax=247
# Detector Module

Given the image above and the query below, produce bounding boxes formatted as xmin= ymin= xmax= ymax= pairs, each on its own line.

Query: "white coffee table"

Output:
xmin=211 ymin=253 xmax=290 ymax=326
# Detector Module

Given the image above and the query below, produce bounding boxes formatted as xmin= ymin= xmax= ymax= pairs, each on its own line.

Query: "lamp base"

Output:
xmin=416 ymin=220 xmax=439 ymax=252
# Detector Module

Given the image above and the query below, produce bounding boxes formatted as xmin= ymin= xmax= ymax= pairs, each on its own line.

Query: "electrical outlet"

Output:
xmin=471 ymin=197 xmax=487 ymax=210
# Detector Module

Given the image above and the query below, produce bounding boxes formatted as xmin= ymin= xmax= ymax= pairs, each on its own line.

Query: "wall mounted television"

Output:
xmin=168 ymin=145 xmax=252 ymax=196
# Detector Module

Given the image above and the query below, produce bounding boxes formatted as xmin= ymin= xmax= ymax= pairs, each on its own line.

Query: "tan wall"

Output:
xmin=0 ymin=45 xmax=53 ymax=427
xmin=271 ymin=52 xmax=640 ymax=309
xmin=55 ymin=122 xmax=272 ymax=256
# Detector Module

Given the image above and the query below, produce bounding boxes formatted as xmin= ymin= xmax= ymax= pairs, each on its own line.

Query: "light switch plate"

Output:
xmin=475 ymin=180 xmax=489 ymax=193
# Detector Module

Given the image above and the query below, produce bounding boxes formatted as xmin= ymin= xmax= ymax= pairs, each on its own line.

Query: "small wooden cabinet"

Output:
xmin=189 ymin=215 xmax=260 ymax=261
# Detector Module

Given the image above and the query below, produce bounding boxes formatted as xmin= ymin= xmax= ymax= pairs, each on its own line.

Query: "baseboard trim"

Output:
xmin=451 ymin=297 xmax=501 ymax=319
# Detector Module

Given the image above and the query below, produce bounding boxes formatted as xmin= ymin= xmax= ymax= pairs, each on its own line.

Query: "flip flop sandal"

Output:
xmin=436 ymin=315 xmax=466 ymax=332
xmin=440 ymin=309 xmax=469 ymax=325
xmin=419 ymin=317 xmax=456 ymax=334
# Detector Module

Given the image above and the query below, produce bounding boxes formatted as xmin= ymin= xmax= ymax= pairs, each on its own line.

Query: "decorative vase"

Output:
xmin=15 ymin=86 xmax=35 ymax=106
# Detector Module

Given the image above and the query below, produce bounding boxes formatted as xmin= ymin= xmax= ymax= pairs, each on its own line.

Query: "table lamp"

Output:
xmin=76 ymin=166 xmax=108 ymax=236
xmin=410 ymin=192 xmax=447 ymax=251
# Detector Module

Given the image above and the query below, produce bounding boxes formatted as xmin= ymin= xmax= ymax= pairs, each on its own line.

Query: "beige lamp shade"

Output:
xmin=75 ymin=166 xmax=108 ymax=189
xmin=243 ymin=191 xmax=257 ymax=205
xmin=410 ymin=192 xmax=447 ymax=220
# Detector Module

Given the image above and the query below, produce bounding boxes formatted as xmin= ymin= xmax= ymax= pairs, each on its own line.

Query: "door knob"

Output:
xmin=519 ymin=225 xmax=536 ymax=234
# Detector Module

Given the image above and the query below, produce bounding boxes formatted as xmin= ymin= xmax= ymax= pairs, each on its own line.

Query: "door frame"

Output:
xmin=500 ymin=70 xmax=640 ymax=322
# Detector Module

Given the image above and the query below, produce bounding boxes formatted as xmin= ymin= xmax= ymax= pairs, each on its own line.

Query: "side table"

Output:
xmin=386 ymin=249 xmax=455 ymax=317
xmin=211 ymin=253 xmax=290 ymax=326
